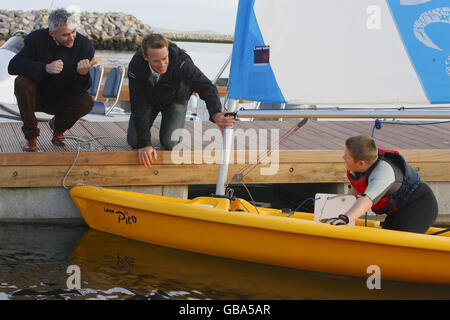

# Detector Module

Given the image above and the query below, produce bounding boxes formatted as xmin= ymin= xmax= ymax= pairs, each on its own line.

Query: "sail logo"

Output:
xmin=104 ymin=207 xmax=137 ymax=225
xmin=413 ymin=7 xmax=450 ymax=52
xmin=388 ymin=0 xmax=450 ymax=103
xmin=254 ymin=46 xmax=270 ymax=65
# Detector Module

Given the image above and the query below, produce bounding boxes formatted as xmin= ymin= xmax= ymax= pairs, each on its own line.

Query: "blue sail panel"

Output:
xmin=387 ymin=0 xmax=450 ymax=104
xmin=227 ymin=0 xmax=286 ymax=103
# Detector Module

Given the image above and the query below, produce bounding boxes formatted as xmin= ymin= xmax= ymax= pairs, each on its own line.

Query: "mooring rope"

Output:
xmin=61 ymin=135 xmax=107 ymax=190
xmin=61 ymin=135 xmax=130 ymax=190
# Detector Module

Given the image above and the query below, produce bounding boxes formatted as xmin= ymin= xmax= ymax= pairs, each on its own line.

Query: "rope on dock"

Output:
xmin=62 ymin=135 xmax=107 ymax=190
xmin=371 ymin=119 xmax=450 ymax=137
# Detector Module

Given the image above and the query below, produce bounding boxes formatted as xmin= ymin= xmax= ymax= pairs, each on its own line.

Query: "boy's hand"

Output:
xmin=320 ymin=214 xmax=349 ymax=225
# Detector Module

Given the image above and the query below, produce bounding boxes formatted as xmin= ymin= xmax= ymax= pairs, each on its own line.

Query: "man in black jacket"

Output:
xmin=8 ymin=8 xmax=95 ymax=151
xmin=127 ymin=33 xmax=234 ymax=167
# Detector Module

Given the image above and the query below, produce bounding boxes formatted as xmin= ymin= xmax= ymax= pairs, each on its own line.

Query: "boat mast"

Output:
xmin=215 ymin=99 xmax=239 ymax=196
xmin=235 ymin=108 xmax=450 ymax=119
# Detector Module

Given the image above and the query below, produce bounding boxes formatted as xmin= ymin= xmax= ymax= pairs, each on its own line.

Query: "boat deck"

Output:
xmin=1 ymin=120 xmax=450 ymax=188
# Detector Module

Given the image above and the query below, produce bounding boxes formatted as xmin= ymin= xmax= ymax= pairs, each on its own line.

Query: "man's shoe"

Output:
xmin=51 ymin=132 xmax=65 ymax=146
xmin=23 ymin=137 xmax=37 ymax=152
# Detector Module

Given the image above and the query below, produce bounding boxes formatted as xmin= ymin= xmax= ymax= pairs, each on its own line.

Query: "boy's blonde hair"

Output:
xmin=345 ymin=135 xmax=378 ymax=165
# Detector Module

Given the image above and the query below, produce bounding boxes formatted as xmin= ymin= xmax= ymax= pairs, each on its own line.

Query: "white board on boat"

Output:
xmin=314 ymin=193 xmax=357 ymax=226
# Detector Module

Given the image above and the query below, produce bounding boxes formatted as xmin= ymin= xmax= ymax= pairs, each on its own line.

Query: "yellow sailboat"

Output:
xmin=70 ymin=185 xmax=450 ymax=285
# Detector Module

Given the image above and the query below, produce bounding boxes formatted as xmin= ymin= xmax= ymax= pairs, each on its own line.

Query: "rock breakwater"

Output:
xmin=0 ymin=10 xmax=233 ymax=50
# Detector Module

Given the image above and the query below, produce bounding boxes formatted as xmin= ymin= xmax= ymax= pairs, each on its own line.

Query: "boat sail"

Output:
xmin=227 ymin=0 xmax=450 ymax=106
xmin=217 ymin=0 xmax=450 ymax=193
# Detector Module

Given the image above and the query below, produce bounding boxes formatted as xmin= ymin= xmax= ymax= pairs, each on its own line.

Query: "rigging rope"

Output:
xmin=225 ymin=119 xmax=309 ymax=212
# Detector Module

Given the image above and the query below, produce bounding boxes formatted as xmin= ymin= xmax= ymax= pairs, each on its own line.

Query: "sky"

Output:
xmin=1 ymin=0 xmax=239 ymax=35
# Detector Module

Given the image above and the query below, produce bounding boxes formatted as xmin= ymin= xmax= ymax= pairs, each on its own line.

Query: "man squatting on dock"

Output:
xmin=8 ymin=8 xmax=95 ymax=152
xmin=321 ymin=135 xmax=438 ymax=234
xmin=126 ymin=33 xmax=235 ymax=167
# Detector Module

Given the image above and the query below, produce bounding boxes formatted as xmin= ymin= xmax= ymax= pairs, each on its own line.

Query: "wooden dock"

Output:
xmin=1 ymin=120 xmax=450 ymax=189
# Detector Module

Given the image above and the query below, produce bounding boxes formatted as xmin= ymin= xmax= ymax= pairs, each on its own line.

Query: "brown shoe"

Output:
xmin=51 ymin=132 xmax=65 ymax=146
xmin=23 ymin=137 xmax=37 ymax=152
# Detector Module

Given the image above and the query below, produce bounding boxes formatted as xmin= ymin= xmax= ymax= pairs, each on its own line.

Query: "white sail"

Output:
xmin=228 ymin=0 xmax=450 ymax=105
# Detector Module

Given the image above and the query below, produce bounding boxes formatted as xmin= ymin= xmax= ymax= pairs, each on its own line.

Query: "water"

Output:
xmin=1 ymin=219 xmax=450 ymax=300
xmin=96 ymin=41 xmax=232 ymax=80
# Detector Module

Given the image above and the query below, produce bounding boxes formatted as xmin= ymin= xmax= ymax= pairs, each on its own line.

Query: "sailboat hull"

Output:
xmin=70 ymin=185 xmax=450 ymax=285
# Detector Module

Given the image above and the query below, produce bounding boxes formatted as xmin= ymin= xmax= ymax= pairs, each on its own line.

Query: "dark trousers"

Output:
xmin=14 ymin=76 xmax=93 ymax=139
xmin=127 ymin=101 xmax=188 ymax=150
xmin=382 ymin=183 xmax=438 ymax=234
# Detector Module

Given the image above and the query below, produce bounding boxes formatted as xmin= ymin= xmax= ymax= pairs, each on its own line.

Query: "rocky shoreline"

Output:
xmin=0 ymin=10 xmax=233 ymax=50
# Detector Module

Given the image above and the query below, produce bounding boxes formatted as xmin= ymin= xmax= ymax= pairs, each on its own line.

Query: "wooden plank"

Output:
xmin=373 ymin=123 xmax=445 ymax=149
xmin=307 ymin=121 xmax=353 ymax=147
xmin=0 ymin=123 xmax=21 ymax=153
xmin=409 ymin=124 xmax=450 ymax=147
xmin=0 ymin=150 xmax=348 ymax=166
xmin=3 ymin=148 xmax=450 ymax=167
xmin=260 ymin=121 xmax=318 ymax=150
xmin=78 ymin=122 xmax=130 ymax=152
xmin=35 ymin=121 xmax=60 ymax=152
xmin=382 ymin=122 xmax=450 ymax=149
xmin=2 ymin=120 xmax=450 ymax=160
xmin=63 ymin=121 xmax=96 ymax=152
xmin=2 ymin=159 xmax=450 ymax=188
xmin=115 ymin=121 xmax=129 ymax=132
xmin=0 ymin=163 xmax=345 ymax=187
xmin=341 ymin=121 xmax=429 ymax=150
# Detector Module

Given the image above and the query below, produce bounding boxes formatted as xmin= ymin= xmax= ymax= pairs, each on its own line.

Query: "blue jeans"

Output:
xmin=127 ymin=101 xmax=188 ymax=150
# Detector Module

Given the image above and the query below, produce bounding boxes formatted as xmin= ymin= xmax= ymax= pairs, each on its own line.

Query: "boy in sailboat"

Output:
xmin=8 ymin=8 xmax=95 ymax=152
xmin=321 ymin=135 xmax=438 ymax=233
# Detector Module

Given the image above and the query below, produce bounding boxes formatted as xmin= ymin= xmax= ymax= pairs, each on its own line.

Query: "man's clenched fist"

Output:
xmin=46 ymin=59 xmax=64 ymax=74
xmin=77 ymin=59 xmax=93 ymax=75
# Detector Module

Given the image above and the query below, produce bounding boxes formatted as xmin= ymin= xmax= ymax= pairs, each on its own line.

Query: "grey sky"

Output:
xmin=1 ymin=0 xmax=238 ymax=34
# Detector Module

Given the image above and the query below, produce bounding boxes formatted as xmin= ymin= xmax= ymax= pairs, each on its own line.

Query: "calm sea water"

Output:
xmin=1 ymin=183 xmax=450 ymax=301
xmin=1 ymin=221 xmax=450 ymax=301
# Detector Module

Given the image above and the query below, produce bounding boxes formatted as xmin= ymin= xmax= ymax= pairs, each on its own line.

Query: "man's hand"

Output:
xmin=46 ymin=59 xmax=64 ymax=74
xmin=77 ymin=59 xmax=94 ymax=75
xmin=138 ymin=146 xmax=158 ymax=168
xmin=212 ymin=111 xmax=236 ymax=132
xmin=320 ymin=214 xmax=350 ymax=226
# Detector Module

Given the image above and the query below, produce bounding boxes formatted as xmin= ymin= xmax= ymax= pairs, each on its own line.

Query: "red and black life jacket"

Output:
xmin=347 ymin=148 xmax=421 ymax=215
